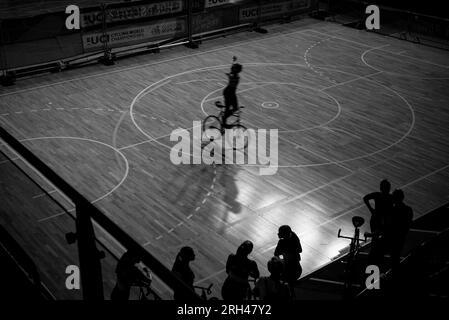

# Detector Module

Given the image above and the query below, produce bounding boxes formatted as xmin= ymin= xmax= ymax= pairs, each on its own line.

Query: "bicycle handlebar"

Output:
xmin=194 ymin=283 xmax=214 ymax=295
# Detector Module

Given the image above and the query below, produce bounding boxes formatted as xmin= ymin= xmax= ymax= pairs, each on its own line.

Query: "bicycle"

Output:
xmin=202 ymin=101 xmax=249 ymax=150
xmin=194 ymin=283 xmax=219 ymax=300
xmin=337 ymin=216 xmax=368 ymax=298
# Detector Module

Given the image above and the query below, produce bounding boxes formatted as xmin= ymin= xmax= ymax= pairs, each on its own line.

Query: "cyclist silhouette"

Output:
xmin=221 ymin=56 xmax=242 ymax=128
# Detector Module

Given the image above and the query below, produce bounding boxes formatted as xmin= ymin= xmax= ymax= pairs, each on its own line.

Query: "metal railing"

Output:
xmin=0 ymin=126 xmax=200 ymax=300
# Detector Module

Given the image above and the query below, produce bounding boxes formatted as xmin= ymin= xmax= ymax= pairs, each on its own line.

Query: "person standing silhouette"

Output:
xmin=363 ymin=179 xmax=393 ymax=264
xmin=274 ymin=225 xmax=302 ymax=297
xmin=387 ymin=189 xmax=413 ymax=276
xmin=172 ymin=246 xmax=196 ymax=301
xmin=222 ymin=240 xmax=259 ymax=301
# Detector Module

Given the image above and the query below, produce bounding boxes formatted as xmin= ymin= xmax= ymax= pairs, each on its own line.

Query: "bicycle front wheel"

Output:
xmin=225 ymin=124 xmax=249 ymax=150
xmin=202 ymin=115 xmax=222 ymax=141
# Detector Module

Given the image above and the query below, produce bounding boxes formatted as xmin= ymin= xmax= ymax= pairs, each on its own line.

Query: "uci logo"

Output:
xmin=208 ymin=0 xmax=228 ymax=4
xmin=86 ymin=34 xmax=110 ymax=45
xmin=242 ymin=8 xmax=259 ymax=18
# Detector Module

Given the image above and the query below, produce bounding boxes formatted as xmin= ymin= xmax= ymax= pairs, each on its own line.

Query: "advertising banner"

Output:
xmin=192 ymin=11 xmax=223 ymax=34
xmin=239 ymin=0 xmax=310 ymax=21
xmin=82 ymin=19 xmax=186 ymax=51
xmin=81 ymin=0 xmax=184 ymax=28
xmin=205 ymin=0 xmax=232 ymax=8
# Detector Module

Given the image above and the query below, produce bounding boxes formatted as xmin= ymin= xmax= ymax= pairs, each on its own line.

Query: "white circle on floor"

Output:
xmin=261 ymin=101 xmax=279 ymax=109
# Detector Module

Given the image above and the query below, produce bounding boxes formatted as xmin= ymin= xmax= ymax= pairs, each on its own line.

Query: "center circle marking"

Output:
xmin=129 ymin=62 xmax=415 ymax=168
xmin=261 ymin=101 xmax=279 ymax=109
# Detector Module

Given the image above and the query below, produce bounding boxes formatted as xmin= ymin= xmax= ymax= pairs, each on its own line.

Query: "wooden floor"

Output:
xmin=1 ymin=18 xmax=449 ymax=299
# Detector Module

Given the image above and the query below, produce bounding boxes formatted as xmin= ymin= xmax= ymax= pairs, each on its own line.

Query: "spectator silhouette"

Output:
xmin=172 ymin=246 xmax=196 ymax=301
xmin=254 ymin=256 xmax=291 ymax=301
xmin=387 ymin=189 xmax=413 ymax=276
xmin=363 ymin=179 xmax=393 ymax=264
xmin=222 ymin=240 xmax=259 ymax=301
xmin=111 ymin=250 xmax=146 ymax=300
xmin=274 ymin=225 xmax=302 ymax=296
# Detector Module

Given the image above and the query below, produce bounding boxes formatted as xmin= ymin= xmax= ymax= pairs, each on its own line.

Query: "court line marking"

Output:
xmin=323 ymin=127 xmax=362 ymax=140
xmin=0 ymin=102 xmax=184 ymax=157
xmin=222 ymin=150 xmax=393 ymax=232
xmin=361 ymin=46 xmax=449 ymax=79
xmin=308 ymin=29 xmax=449 ymax=79
xmin=38 ymin=208 xmax=75 ymax=223
xmin=142 ymin=165 xmax=218 ymax=245
xmin=0 ymin=156 xmax=19 ymax=165
xmin=304 ymin=36 xmax=338 ymax=85
xmin=320 ymin=71 xmax=383 ymax=90
xmin=9 ymin=136 xmax=131 ymax=224
xmin=0 ymin=28 xmax=317 ymax=99
xmin=111 ymin=109 xmax=129 ymax=171
xmin=198 ymin=76 xmax=354 ymax=174
xmin=138 ymin=168 xmax=208 ymax=239
xmin=33 ymin=189 xmax=57 ymax=199
xmin=203 ymin=83 xmax=273 ymax=103
xmin=2 ymin=45 xmax=416 ymax=238
xmin=175 ymin=78 xmax=223 ymax=85
xmin=204 ymin=81 xmax=351 ymax=174
xmin=126 ymin=61 xmax=415 ymax=169
xmin=256 ymin=172 xmax=355 ymax=213
xmin=129 ymin=63 xmax=319 ymax=160
xmin=0 ymin=116 xmax=142 ymax=277
xmin=311 ymin=28 xmax=449 ymax=69
xmin=396 ymin=51 xmax=449 ymax=69
xmin=260 ymin=163 xmax=449 ymax=254
xmin=118 ymin=123 xmax=201 ymax=151
xmin=238 ymin=65 xmax=416 ymax=168
xmin=200 ymin=78 xmax=342 ymax=132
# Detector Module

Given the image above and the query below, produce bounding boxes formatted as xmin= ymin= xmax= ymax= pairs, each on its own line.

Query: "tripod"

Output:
xmin=337 ymin=216 xmax=367 ymax=298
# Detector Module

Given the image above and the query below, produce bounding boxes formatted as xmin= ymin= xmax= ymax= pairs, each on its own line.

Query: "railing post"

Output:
xmin=253 ymin=0 xmax=267 ymax=33
xmin=0 ymin=19 xmax=15 ymax=86
xmin=185 ymin=0 xmax=199 ymax=48
xmin=100 ymin=3 xmax=114 ymax=65
xmin=76 ymin=201 xmax=104 ymax=300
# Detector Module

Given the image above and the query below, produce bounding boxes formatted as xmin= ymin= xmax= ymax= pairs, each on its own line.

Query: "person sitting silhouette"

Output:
xmin=111 ymin=250 xmax=147 ymax=300
xmin=172 ymin=246 xmax=196 ymax=301
xmin=274 ymin=225 xmax=302 ymax=296
xmin=254 ymin=256 xmax=291 ymax=301
xmin=363 ymin=179 xmax=393 ymax=264
xmin=222 ymin=240 xmax=259 ymax=301
xmin=219 ymin=56 xmax=242 ymax=128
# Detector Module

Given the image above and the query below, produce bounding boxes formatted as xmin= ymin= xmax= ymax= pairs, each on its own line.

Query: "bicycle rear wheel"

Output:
xmin=225 ymin=124 xmax=249 ymax=150
xmin=203 ymin=115 xmax=222 ymax=141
